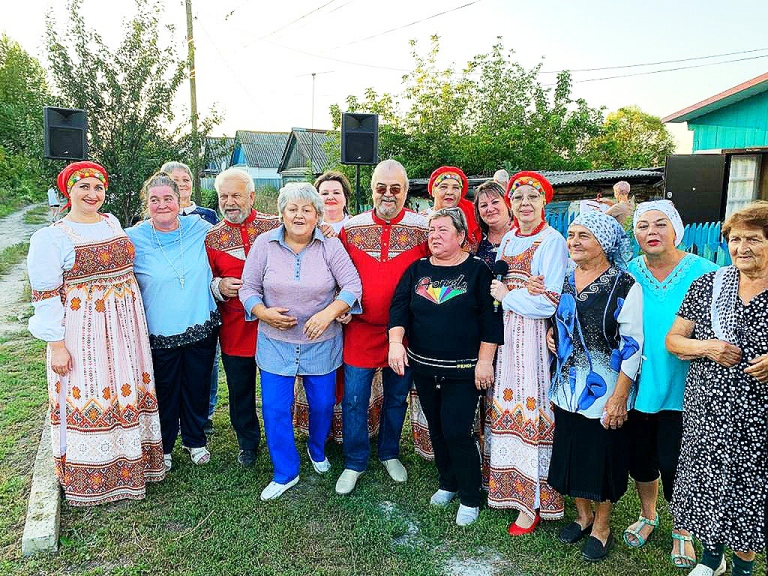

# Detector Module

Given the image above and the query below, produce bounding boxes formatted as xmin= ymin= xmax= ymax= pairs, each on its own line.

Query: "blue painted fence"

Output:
xmin=545 ymin=212 xmax=731 ymax=266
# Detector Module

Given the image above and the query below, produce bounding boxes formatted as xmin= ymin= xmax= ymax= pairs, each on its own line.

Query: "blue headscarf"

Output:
xmin=571 ymin=210 xmax=632 ymax=268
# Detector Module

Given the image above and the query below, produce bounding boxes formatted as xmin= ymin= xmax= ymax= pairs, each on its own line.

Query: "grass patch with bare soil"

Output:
xmin=0 ymin=331 xmax=764 ymax=575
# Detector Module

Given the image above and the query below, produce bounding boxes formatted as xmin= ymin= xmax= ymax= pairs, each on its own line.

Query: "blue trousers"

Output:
xmin=260 ymin=369 xmax=335 ymax=483
xmin=342 ymin=365 xmax=412 ymax=471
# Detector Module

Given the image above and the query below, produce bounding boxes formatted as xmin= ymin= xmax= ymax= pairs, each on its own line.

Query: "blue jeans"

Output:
xmin=261 ymin=369 xmax=335 ymax=483
xmin=342 ymin=365 xmax=412 ymax=471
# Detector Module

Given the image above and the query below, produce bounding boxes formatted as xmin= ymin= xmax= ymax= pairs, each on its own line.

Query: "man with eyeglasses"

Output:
xmin=335 ymin=159 xmax=430 ymax=495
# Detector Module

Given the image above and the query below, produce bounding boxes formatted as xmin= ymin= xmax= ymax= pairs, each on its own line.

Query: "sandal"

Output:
xmin=623 ymin=513 xmax=659 ymax=548
xmin=183 ymin=445 xmax=210 ymax=465
xmin=671 ymin=532 xmax=696 ymax=568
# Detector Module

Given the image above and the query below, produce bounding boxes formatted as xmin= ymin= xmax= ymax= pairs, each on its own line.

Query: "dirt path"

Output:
xmin=0 ymin=205 xmax=49 ymax=337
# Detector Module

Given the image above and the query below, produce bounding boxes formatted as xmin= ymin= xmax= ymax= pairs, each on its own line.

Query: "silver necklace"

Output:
xmin=150 ymin=218 xmax=185 ymax=289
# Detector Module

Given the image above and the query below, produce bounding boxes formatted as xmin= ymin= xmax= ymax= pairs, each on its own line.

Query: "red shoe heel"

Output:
xmin=508 ymin=512 xmax=541 ymax=536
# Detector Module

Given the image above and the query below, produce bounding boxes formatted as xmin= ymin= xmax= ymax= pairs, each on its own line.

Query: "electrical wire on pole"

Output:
xmin=186 ymin=0 xmax=201 ymax=204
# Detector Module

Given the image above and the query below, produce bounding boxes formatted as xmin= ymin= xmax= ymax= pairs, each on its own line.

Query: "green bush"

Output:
xmin=201 ymin=188 xmax=218 ymax=211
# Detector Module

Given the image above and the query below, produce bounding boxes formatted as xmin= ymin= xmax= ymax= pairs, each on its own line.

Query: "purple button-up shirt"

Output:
xmin=239 ymin=226 xmax=362 ymax=375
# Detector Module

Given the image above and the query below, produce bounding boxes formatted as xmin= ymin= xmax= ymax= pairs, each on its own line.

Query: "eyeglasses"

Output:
xmin=374 ymin=184 xmax=403 ymax=194
xmin=509 ymin=193 xmax=543 ymax=204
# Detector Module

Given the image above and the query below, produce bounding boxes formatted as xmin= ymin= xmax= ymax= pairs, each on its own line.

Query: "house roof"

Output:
xmin=662 ymin=71 xmax=768 ymax=123
xmin=232 ymin=130 xmax=290 ymax=168
xmin=408 ymin=168 xmax=663 ymax=196
xmin=203 ymin=136 xmax=234 ymax=172
xmin=277 ymin=129 xmax=335 ymax=173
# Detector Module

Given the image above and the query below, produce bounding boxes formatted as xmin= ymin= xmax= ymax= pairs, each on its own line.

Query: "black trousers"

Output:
xmin=221 ymin=353 xmax=261 ymax=451
xmin=413 ymin=373 xmax=481 ymax=508
xmin=626 ymin=409 xmax=683 ymax=503
xmin=152 ymin=330 xmax=218 ymax=453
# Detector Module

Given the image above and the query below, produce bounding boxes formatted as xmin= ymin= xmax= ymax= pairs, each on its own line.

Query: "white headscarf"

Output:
xmin=633 ymin=200 xmax=685 ymax=247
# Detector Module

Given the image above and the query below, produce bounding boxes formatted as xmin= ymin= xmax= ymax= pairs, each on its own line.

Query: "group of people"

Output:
xmin=27 ymin=159 xmax=765 ymax=575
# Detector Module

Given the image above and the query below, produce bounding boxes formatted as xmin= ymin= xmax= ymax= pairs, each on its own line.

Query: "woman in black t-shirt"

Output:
xmin=389 ymin=208 xmax=503 ymax=527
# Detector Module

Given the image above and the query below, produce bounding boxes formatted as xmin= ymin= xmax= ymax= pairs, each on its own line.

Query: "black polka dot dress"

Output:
xmin=672 ymin=271 xmax=768 ymax=552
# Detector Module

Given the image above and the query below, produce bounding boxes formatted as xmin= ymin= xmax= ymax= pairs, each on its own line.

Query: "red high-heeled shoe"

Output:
xmin=508 ymin=511 xmax=541 ymax=536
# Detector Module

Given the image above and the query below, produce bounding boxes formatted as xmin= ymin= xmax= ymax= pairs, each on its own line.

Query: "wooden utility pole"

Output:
xmin=185 ymin=0 xmax=201 ymax=203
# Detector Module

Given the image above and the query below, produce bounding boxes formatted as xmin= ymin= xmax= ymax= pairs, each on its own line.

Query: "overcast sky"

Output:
xmin=4 ymin=0 xmax=768 ymax=152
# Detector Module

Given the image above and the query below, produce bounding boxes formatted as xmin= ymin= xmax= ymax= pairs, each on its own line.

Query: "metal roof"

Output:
xmin=203 ymin=136 xmax=234 ymax=172
xmin=278 ymin=129 xmax=335 ymax=173
xmin=409 ymin=168 xmax=663 ymax=193
xmin=537 ymin=168 xmax=664 ymax=186
xmin=663 ymin=71 xmax=768 ymax=123
xmin=232 ymin=130 xmax=290 ymax=168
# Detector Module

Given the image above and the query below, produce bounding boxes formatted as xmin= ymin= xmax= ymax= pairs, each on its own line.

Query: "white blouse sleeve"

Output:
xmin=27 ymin=226 xmax=76 ymax=342
xmin=617 ymin=282 xmax=644 ymax=381
xmin=501 ymin=232 xmax=569 ymax=319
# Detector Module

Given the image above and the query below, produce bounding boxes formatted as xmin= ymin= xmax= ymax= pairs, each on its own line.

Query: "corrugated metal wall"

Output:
xmin=690 ymin=91 xmax=768 ymax=151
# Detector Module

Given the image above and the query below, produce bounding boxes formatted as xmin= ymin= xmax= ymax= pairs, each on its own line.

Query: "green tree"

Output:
xmin=0 ymin=34 xmax=54 ymax=208
xmin=329 ymin=36 xmax=606 ymax=181
xmin=588 ymin=105 xmax=676 ymax=169
xmin=46 ymin=0 xmax=220 ymax=225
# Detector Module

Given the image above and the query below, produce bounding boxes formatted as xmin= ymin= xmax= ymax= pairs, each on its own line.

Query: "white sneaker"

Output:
xmin=335 ymin=469 xmax=363 ymax=495
xmin=381 ymin=458 xmax=407 ymax=482
xmin=430 ymin=489 xmax=457 ymax=506
xmin=307 ymin=447 xmax=331 ymax=474
xmin=456 ymin=504 xmax=479 ymax=526
xmin=163 ymin=453 xmax=172 ymax=472
xmin=688 ymin=556 xmax=726 ymax=576
xmin=260 ymin=476 xmax=299 ymax=501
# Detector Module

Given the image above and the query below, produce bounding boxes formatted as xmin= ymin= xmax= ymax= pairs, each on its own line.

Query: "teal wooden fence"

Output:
xmin=545 ymin=213 xmax=731 ymax=266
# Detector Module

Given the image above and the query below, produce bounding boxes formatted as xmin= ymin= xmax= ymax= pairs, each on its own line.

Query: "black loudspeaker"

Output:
xmin=341 ymin=113 xmax=378 ymax=165
xmin=44 ymin=107 xmax=88 ymax=160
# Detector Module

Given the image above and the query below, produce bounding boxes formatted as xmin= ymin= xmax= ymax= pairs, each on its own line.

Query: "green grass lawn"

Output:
xmin=0 ymin=331 xmax=765 ymax=575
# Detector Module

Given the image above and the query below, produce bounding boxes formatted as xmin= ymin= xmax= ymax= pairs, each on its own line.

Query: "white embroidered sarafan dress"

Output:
xmin=27 ymin=215 xmax=165 ymax=506
xmin=483 ymin=225 xmax=568 ymax=519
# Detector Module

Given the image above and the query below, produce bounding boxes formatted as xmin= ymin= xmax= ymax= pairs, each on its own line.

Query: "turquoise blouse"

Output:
xmin=127 ymin=216 xmax=217 ymax=344
xmin=627 ymin=253 xmax=719 ymax=413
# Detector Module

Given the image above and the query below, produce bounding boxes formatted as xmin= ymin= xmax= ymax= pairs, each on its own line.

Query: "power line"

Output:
xmin=198 ymin=21 xmax=267 ymax=117
xmin=542 ymin=53 xmax=768 ymax=86
xmin=263 ymin=39 xmax=411 ymax=72
xmin=257 ymin=0 xmax=338 ymax=41
xmin=329 ymin=0 xmax=483 ymax=50
xmin=223 ymin=0 xmax=254 ymax=20
xmin=540 ymin=46 xmax=768 ymax=74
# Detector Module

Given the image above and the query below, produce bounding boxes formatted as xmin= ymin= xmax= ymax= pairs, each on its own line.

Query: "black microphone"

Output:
xmin=492 ymin=260 xmax=509 ymax=313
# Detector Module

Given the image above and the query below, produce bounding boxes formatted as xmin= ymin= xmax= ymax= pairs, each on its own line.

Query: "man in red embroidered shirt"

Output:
xmin=205 ymin=168 xmax=279 ymax=467
xmin=335 ymin=159 xmax=429 ymax=495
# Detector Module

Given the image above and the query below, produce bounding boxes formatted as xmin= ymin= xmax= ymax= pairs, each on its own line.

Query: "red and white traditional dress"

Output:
xmin=27 ymin=215 xmax=165 ymax=506
xmin=340 ymin=208 xmax=431 ymax=453
xmin=483 ymin=224 xmax=568 ymax=519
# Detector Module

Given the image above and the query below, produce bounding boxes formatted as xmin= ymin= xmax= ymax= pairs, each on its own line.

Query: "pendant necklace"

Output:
xmin=151 ymin=218 xmax=186 ymax=289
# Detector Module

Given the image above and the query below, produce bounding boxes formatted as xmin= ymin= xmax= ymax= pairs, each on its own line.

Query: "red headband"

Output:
xmin=428 ymin=165 xmax=482 ymax=246
xmin=56 ymin=161 xmax=109 ymax=212
xmin=428 ymin=166 xmax=468 ymax=198
xmin=506 ymin=171 xmax=554 ymax=204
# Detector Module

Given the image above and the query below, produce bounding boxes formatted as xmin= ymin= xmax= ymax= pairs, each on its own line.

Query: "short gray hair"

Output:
xmin=429 ymin=207 xmax=468 ymax=239
xmin=493 ymin=169 xmax=510 ymax=184
xmin=277 ymin=182 xmax=325 ymax=222
xmin=214 ymin=167 xmax=254 ymax=194
xmin=160 ymin=161 xmax=192 ymax=178
xmin=371 ymin=159 xmax=409 ymax=193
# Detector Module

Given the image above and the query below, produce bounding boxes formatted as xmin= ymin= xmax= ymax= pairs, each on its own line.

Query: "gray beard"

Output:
xmin=225 ymin=210 xmax=248 ymax=224
xmin=375 ymin=204 xmax=400 ymax=221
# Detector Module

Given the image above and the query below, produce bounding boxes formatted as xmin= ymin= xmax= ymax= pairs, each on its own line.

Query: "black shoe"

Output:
xmin=203 ymin=419 xmax=214 ymax=436
xmin=238 ymin=449 xmax=257 ymax=467
xmin=558 ymin=521 xmax=593 ymax=543
xmin=581 ymin=532 xmax=613 ymax=562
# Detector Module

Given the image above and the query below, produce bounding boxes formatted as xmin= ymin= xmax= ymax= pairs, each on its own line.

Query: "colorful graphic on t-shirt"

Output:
xmin=416 ymin=274 xmax=468 ymax=304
